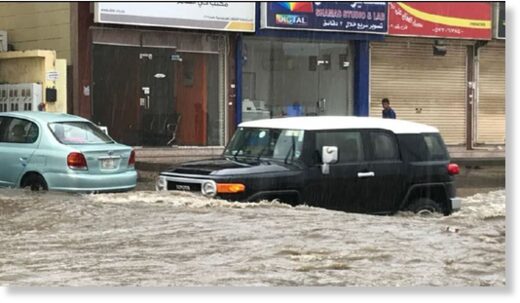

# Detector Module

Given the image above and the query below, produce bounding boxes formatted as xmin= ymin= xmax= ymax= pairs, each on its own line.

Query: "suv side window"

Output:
xmin=369 ymin=131 xmax=399 ymax=161
xmin=397 ymin=134 xmax=428 ymax=162
xmin=315 ymin=130 xmax=364 ymax=163
xmin=4 ymin=118 xmax=39 ymax=144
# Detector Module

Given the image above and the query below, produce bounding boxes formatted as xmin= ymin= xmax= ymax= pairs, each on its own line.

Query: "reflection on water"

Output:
xmin=0 ymin=189 xmax=506 ymax=286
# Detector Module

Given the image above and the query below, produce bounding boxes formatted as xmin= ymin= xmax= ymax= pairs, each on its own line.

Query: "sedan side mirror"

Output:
xmin=321 ymin=146 xmax=338 ymax=175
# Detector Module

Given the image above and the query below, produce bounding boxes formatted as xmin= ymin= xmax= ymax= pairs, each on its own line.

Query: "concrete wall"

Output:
xmin=0 ymin=2 xmax=71 ymax=63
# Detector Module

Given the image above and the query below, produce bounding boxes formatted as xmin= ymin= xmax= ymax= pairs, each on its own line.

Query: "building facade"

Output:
xmin=369 ymin=2 xmax=505 ymax=146
xmin=73 ymin=2 xmax=255 ymax=147
xmin=0 ymin=2 xmax=506 ymax=148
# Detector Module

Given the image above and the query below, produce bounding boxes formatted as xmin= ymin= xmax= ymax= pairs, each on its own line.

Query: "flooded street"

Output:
xmin=0 ymin=188 xmax=505 ymax=287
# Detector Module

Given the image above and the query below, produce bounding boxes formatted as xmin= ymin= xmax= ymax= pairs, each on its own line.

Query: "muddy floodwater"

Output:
xmin=0 ymin=189 xmax=506 ymax=287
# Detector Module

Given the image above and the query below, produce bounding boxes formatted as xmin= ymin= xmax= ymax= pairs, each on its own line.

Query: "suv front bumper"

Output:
xmin=451 ymin=197 xmax=462 ymax=212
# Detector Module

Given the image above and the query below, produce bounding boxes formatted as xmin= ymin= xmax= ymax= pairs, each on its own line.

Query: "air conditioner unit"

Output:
xmin=0 ymin=30 xmax=7 ymax=52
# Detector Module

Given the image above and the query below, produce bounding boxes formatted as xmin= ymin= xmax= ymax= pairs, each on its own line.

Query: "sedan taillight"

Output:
xmin=128 ymin=150 xmax=136 ymax=167
xmin=67 ymin=152 xmax=88 ymax=170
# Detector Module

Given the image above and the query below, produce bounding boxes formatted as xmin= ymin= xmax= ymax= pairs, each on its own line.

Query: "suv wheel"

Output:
xmin=22 ymin=174 xmax=48 ymax=192
xmin=406 ymin=198 xmax=442 ymax=215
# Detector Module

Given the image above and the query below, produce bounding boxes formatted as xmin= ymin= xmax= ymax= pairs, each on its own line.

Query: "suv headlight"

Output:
xmin=155 ymin=176 xmax=167 ymax=191
xmin=201 ymin=180 xmax=217 ymax=197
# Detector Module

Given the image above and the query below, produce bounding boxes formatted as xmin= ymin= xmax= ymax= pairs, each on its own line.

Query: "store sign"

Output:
xmin=496 ymin=2 xmax=505 ymax=39
xmin=261 ymin=2 xmax=388 ymax=34
xmin=94 ymin=2 xmax=255 ymax=32
xmin=388 ymin=2 xmax=492 ymax=40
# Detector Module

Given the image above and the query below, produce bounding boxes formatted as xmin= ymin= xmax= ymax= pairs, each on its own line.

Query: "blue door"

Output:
xmin=0 ymin=117 xmax=40 ymax=187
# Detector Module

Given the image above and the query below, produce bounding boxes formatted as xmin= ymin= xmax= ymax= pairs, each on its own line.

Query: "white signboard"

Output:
xmin=46 ymin=71 xmax=59 ymax=81
xmin=94 ymin=2 xmax=255 ymax=32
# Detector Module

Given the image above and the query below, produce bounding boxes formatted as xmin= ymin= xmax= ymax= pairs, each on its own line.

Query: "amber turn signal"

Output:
xmin=217 ymin=183 xmax=246 ymax=193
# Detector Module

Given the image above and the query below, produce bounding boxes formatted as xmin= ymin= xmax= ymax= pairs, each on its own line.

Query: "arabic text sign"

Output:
xmin=261 ymin=2 xmax=387 ymax=34
xmin=95 ymin=2 xmax=255 ymax=32
xmin=388 ymin=2 xmax=492 ymax=40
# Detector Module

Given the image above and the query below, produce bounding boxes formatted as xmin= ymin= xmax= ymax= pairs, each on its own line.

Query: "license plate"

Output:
xmin=100 ymin=159 xmax=116 ymax=169
xmin=175 ymin=184 xmax=191 ymax=191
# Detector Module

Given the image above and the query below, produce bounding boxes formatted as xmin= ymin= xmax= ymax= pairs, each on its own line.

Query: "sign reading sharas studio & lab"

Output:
xmin=261 ymin=2 xmax=387 ymax=34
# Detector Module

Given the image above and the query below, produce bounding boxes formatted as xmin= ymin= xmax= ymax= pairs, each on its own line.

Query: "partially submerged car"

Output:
xmin=157 ymin=116 xmax=461 ymax=215
xmin=0 ymin=112 xmax=137 ymax=192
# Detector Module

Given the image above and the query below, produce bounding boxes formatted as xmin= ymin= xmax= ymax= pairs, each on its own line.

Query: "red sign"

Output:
xmin=388 ymin=2 xmax=492 ymax=40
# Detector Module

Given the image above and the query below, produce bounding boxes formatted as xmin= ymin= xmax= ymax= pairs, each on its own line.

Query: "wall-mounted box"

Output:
xmin=0 ymin=30 xmax=7 ymax=52
xmin=0 ymin=83 xmax=42 ymax=112
xmin=0 ymin=84 xmax=9 ymax=112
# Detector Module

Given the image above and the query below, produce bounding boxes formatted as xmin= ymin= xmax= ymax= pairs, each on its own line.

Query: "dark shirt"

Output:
xmin=382 ymin=108 xmax=396 ymax=119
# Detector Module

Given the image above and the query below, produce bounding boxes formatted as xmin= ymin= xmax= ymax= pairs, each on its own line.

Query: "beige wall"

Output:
xmin=0 ymin=50 xmax=68 ymax=113
xmin=0 ymin=2 xmax=71 ymax=63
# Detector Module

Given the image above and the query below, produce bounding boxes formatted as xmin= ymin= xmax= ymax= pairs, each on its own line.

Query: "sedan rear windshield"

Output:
xmin=49 ymin=122 xmax=113 ymax=145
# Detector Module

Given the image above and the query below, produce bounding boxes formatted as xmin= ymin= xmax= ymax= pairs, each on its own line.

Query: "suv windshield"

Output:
xmin=224 ymin=127 xmax=305 ymax=162
xmin=49 ymin=122 xmax=114 ymax=145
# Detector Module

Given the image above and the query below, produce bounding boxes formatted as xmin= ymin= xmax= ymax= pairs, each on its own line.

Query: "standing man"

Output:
xmin=382 ymin=98 xmax=396 ymax=119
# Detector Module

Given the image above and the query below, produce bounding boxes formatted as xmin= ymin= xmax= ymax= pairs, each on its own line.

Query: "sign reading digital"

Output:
xmin=276 ymin=14 xmax=309 ymax=26
xmin=261 ymin=2 xmax=387 ymax=34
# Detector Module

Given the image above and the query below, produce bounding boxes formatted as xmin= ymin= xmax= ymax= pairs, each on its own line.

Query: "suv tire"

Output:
xmin=406 ymin=198 xmax=442 ymax=215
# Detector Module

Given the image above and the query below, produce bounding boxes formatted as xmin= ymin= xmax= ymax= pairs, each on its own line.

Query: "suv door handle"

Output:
xmin=357 ymin=171 xmax=375 ymax=178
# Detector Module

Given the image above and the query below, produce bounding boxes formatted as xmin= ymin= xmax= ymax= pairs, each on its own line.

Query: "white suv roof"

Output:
xmin=239 ymin=116 xmax=439 ymax=134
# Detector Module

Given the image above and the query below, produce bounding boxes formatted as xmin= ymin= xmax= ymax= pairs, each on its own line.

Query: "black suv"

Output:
xmin=157 ymin=116 xmax=461 ymax=215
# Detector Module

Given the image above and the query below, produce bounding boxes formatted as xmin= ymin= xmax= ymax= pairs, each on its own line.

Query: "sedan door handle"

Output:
xmin=357 ymin=171 xmax=375 ymax=178
xmin=19 ymin=157 xmax=28 ymax=167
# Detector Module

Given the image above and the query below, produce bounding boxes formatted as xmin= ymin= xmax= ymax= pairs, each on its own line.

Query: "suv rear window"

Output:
xmin=423 ymin=133 xmax=449 ymax=160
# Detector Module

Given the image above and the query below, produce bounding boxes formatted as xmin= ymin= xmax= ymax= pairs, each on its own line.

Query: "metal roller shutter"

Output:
xmin=370 ymin=38 xmax=467 ymax=145
xmin=476 ymin=41 xmax=505 ymax=145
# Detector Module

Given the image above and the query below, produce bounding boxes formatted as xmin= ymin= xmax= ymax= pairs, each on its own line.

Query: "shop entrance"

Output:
xmin=93 ymin=44 xmax=221 ymax=146
xmin=139 ymin=47 xmax=176 ymax=146
xmin=313 ymin=43 xmax=353 ymax=116
xmin=241 ymin=39 xmax=354 ymax=121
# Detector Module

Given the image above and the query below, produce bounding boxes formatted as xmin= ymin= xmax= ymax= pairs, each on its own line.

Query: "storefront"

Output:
xmin=236 ymin=2 xmax=387 ymax=124
xmin=476 ymin=3 xmax=505 ymax=145
xmin=83 ymin=2 xmax=255 ymax=147
xmin=370 ymin=2 xmax=494 ymax=146
xmin=370 ymin=37 xmax=470 ymax=145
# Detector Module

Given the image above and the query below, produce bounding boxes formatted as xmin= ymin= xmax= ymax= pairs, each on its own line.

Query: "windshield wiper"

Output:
xmin=284 ymin=135 xmax=296 ymax=165
xmin=233 ymin=146 xmax=243 ymax=161
xmin=256 ymin=146 xmax=268 ymax=162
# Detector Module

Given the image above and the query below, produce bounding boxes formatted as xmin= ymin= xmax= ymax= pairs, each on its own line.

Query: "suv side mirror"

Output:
xmin=321 ymin=146 xmax=338 ymax=175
